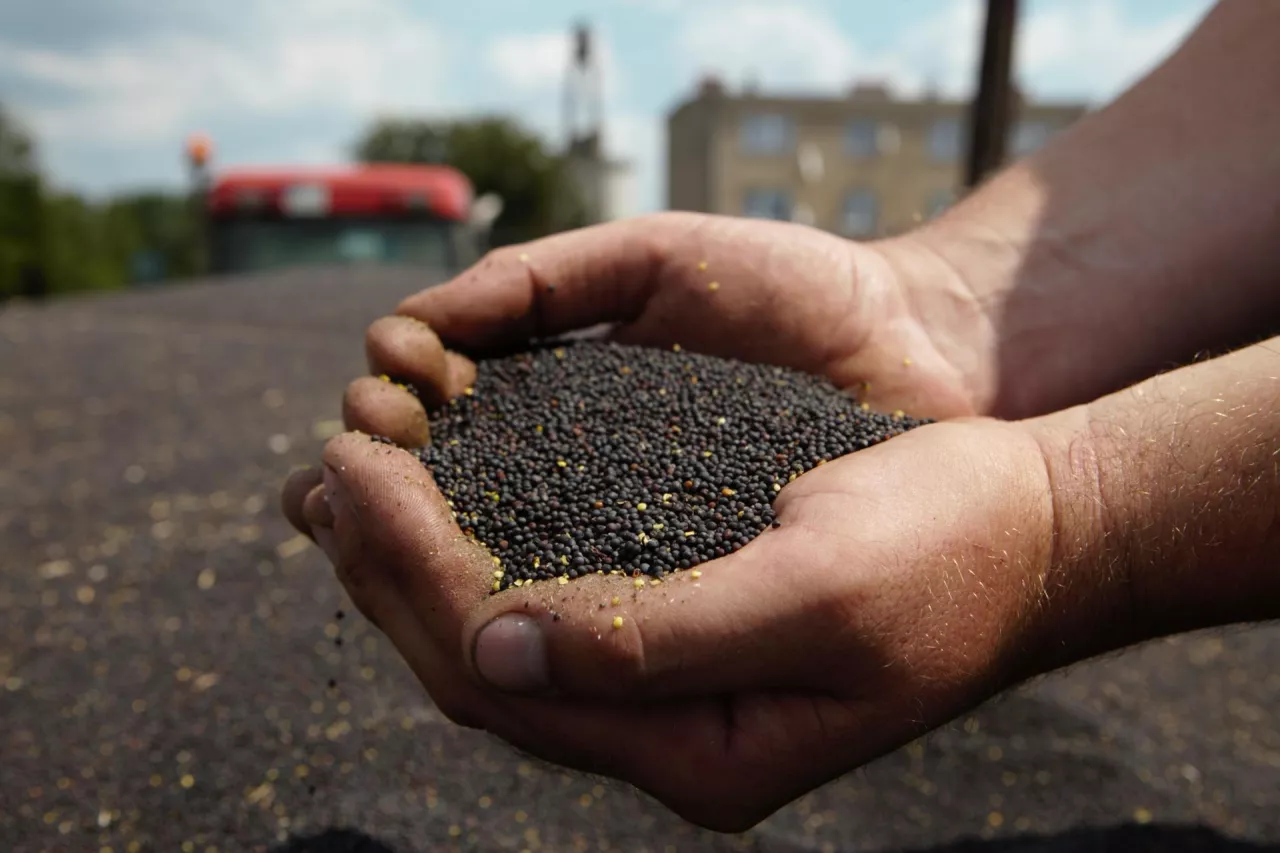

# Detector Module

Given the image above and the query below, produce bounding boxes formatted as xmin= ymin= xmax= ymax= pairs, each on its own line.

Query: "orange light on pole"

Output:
xmin=186 ymin=132 xmax=213 ymax=169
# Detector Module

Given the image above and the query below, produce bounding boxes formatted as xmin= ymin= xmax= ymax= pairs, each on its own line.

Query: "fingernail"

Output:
xmin=474 ymin=614 xmax=550 ymax=693
xmin=302 ymin=484 xmax=335 ymax=530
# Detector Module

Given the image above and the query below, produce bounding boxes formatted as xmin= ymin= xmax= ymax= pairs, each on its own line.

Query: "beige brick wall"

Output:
xmin=667 ymin=90 xmax=1087 ymax=237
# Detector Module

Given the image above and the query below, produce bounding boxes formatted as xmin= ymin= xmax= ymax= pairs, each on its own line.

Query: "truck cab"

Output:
xmin=203 ymin=164 xmax=482 ymax=276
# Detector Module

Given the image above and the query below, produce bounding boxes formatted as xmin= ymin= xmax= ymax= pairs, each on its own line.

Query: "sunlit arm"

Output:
xmin=1027 ymin=338 xmax=1280 ymax=673
xmin=897 ymin=0 xmax=1280 ymax=420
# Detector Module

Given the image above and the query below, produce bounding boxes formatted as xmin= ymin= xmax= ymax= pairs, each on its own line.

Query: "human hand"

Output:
xmin=282 ymin=411 xmax=1121 ymax=832
xmin=333 ymin=211 xmax=993 ymax=451
xmin=277 ymin=214 xmax=1135 ymax=830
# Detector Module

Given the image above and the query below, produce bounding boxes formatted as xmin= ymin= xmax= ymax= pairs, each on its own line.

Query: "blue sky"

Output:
xmin=0 ymin=0 xmax=1215 ymax=213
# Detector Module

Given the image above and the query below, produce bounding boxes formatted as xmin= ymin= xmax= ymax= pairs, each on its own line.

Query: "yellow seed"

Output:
xmin=636 ymin=502 xmax=647 ymax=511
xmin=860 ymin=402 xmax=870 ymax=411
xmin=684 ymin=531 xmax=695 ymax=537
xmin=903 ymin=357 xmax=913 ymax=366
xmin=463 ymin=387 xmax=474 ymax=396
xmin=377 ymin=374 xmax=390 ymax=382
xmin=513 ymin=579 xmax=524 ymax=587
xmin=650 ymin=579 xmax=661 ymax=586
xmin=633 ymin=578 xmax=645 ymax=589
xmin=556 ymin=459 xmax=567 ymax=467
xmin=610 ymin=596 xmax=620 ymax=606
xmin=691 ymin=570 xmax=702 ymax=579
xmin=180 ymin=774 xmax=195 ymax=788
xmin=721 ymin=487 xmax=736 ymax=496
xmin=893 ymin=409 xmax=905 ymax=419
xmin=702 ymin=450 xmax=712 ymax=457
xmin=558 ymin=576 xmax=568 ymax=585
xmin=672 ymin=343 xmax=682 ymax=351
xmin=612 ymin=616 xmax=624 ymax=629
xmin=707 ymin=281 xmax=720 ymax=292
xmin=696 ymin=261 xmax=707 ymax=272
xmin=662 ymin=493 xmax=672 ymax=502
xmin=559 ymin=555 xmax=569 ymax=565
xmin=492 ymin=581 xmax=501 ymax=592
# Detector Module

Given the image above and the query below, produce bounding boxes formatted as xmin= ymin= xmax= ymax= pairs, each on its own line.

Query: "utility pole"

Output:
xmin=965 ymin=0 xmax=1019 ymax=189
xmin=185 ymin=133 xmax=213 ymax=276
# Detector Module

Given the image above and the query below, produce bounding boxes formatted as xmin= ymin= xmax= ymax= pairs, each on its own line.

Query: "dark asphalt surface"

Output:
xmin=2 ymin=268 xmax=1279 ymax=853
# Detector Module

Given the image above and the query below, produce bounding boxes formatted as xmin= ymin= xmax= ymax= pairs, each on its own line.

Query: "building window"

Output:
xmin=841 ymin=189 xmax=878 ymax=237
xmin=1011 ymin=120 xmax=1054 ymax=157
xmin=743 ymin=188 xmax=793 ymax=220
xmin=844 ymin=119 xmax=884 ymax=158
xmin=740 ymin=114 xmax=794 ymax=155
xmin=926 ymin=188 xmax=955 ymax=219
xmin=928 ymin=118 xmax=963 ymax=161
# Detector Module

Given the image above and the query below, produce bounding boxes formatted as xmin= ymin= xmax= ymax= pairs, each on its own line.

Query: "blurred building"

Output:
xmin=666 ymin=77 xmax=1087 ymax=237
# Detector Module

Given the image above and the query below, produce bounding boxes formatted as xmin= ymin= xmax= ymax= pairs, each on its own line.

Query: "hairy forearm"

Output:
xmin=1031 ymin=337 xmax=1280 ymax=671
xmin=906 ymin=0 xmax=1280 ymax=419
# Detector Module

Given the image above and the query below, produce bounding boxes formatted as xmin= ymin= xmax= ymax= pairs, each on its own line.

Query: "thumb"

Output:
xmin=462 ymin=523 xmax=858 ymax=700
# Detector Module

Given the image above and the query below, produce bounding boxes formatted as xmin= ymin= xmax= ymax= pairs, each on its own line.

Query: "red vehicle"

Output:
xmin=187 ymin=135 xmax=496 ymax=276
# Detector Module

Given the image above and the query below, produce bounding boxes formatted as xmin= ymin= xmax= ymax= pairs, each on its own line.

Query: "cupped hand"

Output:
xmin=388 ymin=212 xmax=988 ymax=426
xmin=278 ymin=213 xmax=1077 ymax=831
xmin=284 ymin=415 xmax=1078 ymax=832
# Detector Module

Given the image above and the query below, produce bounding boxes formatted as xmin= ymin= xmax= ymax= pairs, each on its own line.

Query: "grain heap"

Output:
xmin=412 ymin=341 xmax=928 ymax=592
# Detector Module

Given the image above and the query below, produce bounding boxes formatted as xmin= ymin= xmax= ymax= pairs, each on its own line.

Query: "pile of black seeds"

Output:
xmin=412 ymin=341 xmax=929 ymax=592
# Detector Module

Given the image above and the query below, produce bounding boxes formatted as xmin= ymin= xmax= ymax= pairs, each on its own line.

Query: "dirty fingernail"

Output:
xmin=474 ymin=614 xmax=549 ymax=693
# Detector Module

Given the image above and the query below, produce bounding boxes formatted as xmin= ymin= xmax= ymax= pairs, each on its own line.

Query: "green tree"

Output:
xmin=39 ymin=192 xmax=121 ymax=293
xmin=0 ymin=105 xmax=45 ymax=299
xmin=354 ymin=116 xmax=587 ymax=245
xmin=105 ymin=193 xmax=203 ymax=282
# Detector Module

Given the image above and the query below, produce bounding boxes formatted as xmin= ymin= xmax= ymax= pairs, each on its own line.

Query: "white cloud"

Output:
xmin=672 ymin=0 xmax=1202 ymax=104
xmin=1016 ymin=0 xmax=1208 ymax=102
xmin=0 ymin=0 xmax=448 ymax=148
xmin=677 ymin=4 xmax=858 ymax=92
xmin=673 ymin=1 xmax=986 ymax=99
xmin=485 ymin=31 xmax=620 ymax=97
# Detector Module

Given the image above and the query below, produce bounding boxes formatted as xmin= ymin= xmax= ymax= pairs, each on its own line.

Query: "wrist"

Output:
xmin=884 ymin=180 xmax=1144 ymax=422
xmin=1009 ymin=408 xmax=1145 ymax=679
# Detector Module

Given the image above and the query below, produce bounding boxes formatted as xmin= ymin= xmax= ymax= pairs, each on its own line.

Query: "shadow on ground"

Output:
xmin=273 ymin=825 xmax=1280 ymax=853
